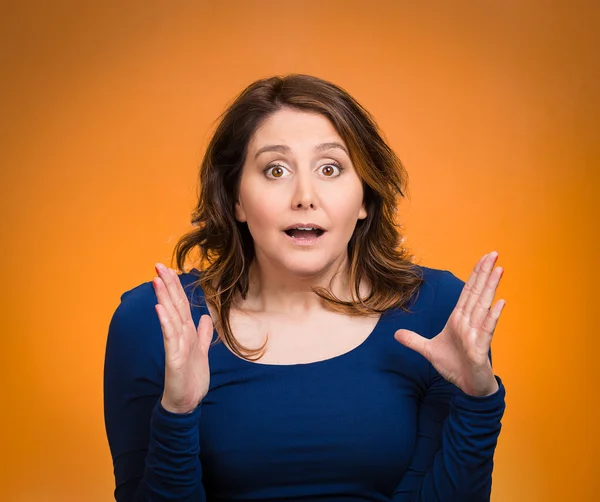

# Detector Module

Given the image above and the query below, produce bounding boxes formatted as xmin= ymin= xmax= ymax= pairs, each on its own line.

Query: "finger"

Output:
xmin=197 ymin=314 xmax=214 ymax=354
xmin=153 ymin=273 xmax=183 ymax=335
xmin=455 ymin=253 xmax=487 ymax=315
xmin=154 ymin=264 xmax=189 ymax=330
xmin=464 ymin=252 xmax=498 ymax=317
xmin=470 ymin=266 xmax=503 ymax=328
xmin=166 ymin=267 xmax=196 ymax=332
xmin=154 ymin=302 xmax=179 ymax=356
xmin=394 ymin=329 xmax=430 ymax=361
xmin=481 ymin=299 xmax=506 ymax=338
xmin=478 ymin=266 xmax=503 ymax=310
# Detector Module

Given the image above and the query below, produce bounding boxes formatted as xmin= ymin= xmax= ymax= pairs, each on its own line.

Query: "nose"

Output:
xmin=291 ymin=172 xmax=318 ymax=210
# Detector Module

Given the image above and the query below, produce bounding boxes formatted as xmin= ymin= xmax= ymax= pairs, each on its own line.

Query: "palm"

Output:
xmin=394 ymin=252 xmax=505 ymax=397
xmin=166 ymin=314 xmax=212 ymax=407
xmin=152 ymin=263 xmax=213 ymax=413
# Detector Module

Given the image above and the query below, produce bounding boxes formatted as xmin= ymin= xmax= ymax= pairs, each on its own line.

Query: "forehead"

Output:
xmin=248 ymin=108 xmax=346 ymax=152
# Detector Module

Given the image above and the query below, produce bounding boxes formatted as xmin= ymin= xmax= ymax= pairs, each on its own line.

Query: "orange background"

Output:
xmin=1 ymin=1 xmax=598 ymax=501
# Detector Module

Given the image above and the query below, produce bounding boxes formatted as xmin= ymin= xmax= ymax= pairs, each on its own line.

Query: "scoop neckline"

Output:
xmin=218 ymin=309 xmax=387 ymax=368
xmin=185 ymin=268 xmax=388 ymax=368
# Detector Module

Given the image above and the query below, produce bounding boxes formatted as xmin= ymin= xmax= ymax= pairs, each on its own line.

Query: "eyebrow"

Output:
xmin=253 ymin=141 xmax=349 ymax=160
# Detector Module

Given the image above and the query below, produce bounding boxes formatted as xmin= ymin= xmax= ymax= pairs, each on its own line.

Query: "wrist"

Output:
xmin=453 ymin=375 xmax=506 ymax=415
xmin=160 ymin=396 xmax=198 ymax=415
xmin=464 ymin=376 xmax=500 ymax=397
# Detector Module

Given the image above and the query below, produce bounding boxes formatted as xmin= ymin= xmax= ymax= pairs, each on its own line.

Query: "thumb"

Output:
xmin=197 ymin=314 xmax=214 ymax=354
xmin=394 ymin=329 xmax=430 ymax=360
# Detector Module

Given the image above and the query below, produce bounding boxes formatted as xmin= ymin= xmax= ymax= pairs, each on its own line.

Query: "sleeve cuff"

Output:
xmin=152 ymin=398 xmax=202 ymax=428
xmin=453 ymin=375 xmax=506 ymax=412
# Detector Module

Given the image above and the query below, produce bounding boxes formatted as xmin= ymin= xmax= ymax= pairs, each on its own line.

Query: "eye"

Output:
xmin=263 ymin=164 xmax=291 ymax=179
xmin=319 ymin=162 xmax=344 ymax=177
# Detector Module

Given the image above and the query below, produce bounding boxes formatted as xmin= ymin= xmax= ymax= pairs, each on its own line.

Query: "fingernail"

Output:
xmin=155 ymin=263 xmax=167 ymax=273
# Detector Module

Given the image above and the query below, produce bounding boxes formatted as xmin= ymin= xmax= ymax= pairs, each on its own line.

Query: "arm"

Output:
xmin=103 ymin=285 xmax=207 ymax=501
xmin=392 ymin=270 xmax=506 ymax=501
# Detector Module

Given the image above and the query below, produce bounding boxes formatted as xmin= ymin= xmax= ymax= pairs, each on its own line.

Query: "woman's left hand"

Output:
xmin=394 ymin=252 xmax=505 ymax=397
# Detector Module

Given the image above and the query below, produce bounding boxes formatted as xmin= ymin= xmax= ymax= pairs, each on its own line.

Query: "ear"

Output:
xmin=358 ymin=202 xmax=367 ymax=220
xmin=235 ymin=199 xmax=247 ymax=223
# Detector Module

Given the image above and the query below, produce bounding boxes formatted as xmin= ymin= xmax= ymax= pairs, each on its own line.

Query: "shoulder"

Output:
xmin=409 ymin=264 xmax=465 ymax=303
xmin=106 ymin=269 xmax=207 ymax=357
xmin=109 ymin=279 xmax=156 ymax=336
xmin=105 ymin=277 xmax=162 ymax=374
xmin=113 ymin=268 xmax=205 ymax=318
xmin=419 ymin=265 xmax=465 ymax=301
xmin=385 ymin=264 xmax=465 ymax=338
xmin=416 ymin=264 xmax=465 ymax=293
xmin=414 ymin=264 xmax=466 ymax=335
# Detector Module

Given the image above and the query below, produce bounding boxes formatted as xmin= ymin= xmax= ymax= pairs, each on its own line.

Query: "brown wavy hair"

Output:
xmin=171 ymin=73 xmax=424 ymax=361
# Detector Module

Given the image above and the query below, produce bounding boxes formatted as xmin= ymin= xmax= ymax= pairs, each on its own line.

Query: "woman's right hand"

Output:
xmin=152 ymin=263 xmax=213 ymax=414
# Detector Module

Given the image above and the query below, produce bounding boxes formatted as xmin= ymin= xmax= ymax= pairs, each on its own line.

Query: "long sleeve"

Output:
xmin=391 ymin=270 xmax=507 ymax=501
xmin=103 ymin=284 xmax=207 ymax=502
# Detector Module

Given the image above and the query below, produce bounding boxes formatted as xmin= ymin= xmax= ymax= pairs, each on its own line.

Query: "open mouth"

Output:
xmin=284 ymin=228 xmax=326 ymax=239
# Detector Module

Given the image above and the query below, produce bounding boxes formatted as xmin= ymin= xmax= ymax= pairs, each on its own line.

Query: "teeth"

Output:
xmin=296 ymin=227 xmax=315 ymax=230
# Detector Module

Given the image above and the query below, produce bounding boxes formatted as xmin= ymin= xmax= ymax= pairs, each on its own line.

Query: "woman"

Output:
xmin=104 ymin=74 xmax=506 ymax=502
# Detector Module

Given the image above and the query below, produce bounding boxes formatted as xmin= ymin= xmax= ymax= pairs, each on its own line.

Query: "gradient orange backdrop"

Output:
xmin=2 ymin=1 xmax=598 ymax=501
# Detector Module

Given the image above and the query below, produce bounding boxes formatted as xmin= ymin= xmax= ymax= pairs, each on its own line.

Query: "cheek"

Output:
xmin=240 ymin=190 xmax=280 ymax=235
xmin=325 ymin=186 xmax=364 ymax=222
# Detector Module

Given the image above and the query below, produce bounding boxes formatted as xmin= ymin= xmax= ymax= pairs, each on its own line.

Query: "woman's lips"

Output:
xmin=282 ymin=230 xmax=326 ymax=246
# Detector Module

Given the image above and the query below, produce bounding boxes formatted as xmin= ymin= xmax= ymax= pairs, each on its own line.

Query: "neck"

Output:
xmin=235 ymin=252 xmax=354 ymax=317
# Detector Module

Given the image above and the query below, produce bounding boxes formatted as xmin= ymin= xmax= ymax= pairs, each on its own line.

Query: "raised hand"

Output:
xmin=394 ymin=252 xmax=505 ymax=397
xmin=152 ymin=263 xmax=213 ymax=414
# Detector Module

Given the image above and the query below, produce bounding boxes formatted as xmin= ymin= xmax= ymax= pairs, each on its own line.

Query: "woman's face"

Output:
xmin=235 ymin=107 xmax=367 ymax=279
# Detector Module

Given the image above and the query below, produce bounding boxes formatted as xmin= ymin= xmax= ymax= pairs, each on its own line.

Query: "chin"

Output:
xmin=278 ymin=256 xmax=335 ymax=279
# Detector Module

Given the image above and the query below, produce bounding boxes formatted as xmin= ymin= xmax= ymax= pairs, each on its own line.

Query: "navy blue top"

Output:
xmin=103 ymin=266 xmax=506 ymax=501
